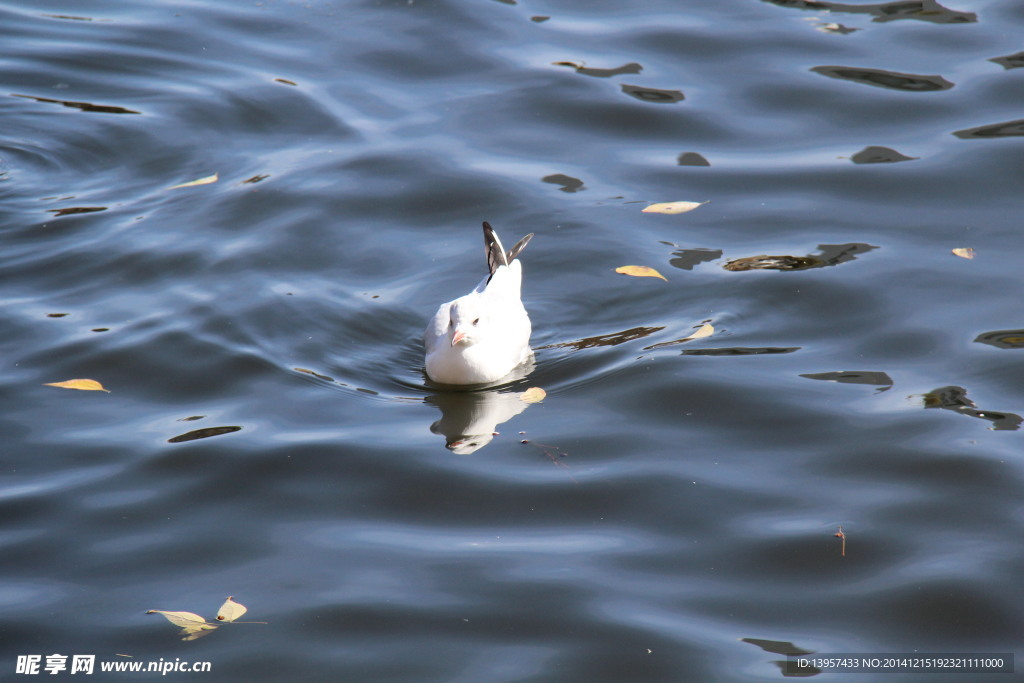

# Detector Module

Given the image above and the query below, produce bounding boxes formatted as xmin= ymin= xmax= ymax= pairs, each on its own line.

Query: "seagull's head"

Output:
xmin=448 ymin=296 xmax=487 ymax=347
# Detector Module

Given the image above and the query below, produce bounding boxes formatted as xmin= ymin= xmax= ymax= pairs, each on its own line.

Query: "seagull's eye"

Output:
xmin=472 ymin=318 xmax=480 ymax=325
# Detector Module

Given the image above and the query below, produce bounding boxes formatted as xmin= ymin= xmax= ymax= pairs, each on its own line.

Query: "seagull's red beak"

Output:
xmin=451 ymin=329 xmax=467 ymax=346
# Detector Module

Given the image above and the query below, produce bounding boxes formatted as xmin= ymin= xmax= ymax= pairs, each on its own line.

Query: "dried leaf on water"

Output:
xmin=44 ymin=378 xmax=110 ymax=393
xmin=147 ymin=596 xmax=254 ymax=641
xmin=216 ymin=596 xmax=248 ymax=622
xmin=641 ymin=200 xmax=708 ymax=215
xmin=687 ymin=323 xmax=714 ymax=340
xmin=146 ymin=610 xmax=210 ymax=629
xmin=520 ymin=387 xmax=547 ymax=403
xmin=168 ymin=173 xmax=218 ymax=190
xmin=146 ymin=610 xmax=217 ymax=641
xmin=951 ymin=247 xmax=975 ymax=259
xmin=615 ymin=265 xmax=667 ymax=281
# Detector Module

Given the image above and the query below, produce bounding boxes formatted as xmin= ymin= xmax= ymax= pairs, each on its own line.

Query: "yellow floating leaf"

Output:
xmin=216 ymin=596 xmax=247 ymax=622
xmin=520 ymin=387 xmax=547 ymax=403
xmin=615 ymin=265 xmax=667 ymax=281
xmin=44 ymin=378 xmax=110 ymax=393
xmin=951 ymin=247 xmax=975 ymax=259
xmin=146 ymin=609 xmax=218 ymax=641
xmin=641 ymin=200 xmax=708 ymax=215
xmin=168 ymin=172 xmax=218 ymax=190
xmin=146 ymin=610 xmax=210 ymax=629
xmin=687 ymin=323 xmax=715 ymax=340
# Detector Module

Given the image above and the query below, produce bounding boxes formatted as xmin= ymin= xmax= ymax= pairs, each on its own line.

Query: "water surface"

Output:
xmin=3 ymin=0 xmax=1024 ymax=680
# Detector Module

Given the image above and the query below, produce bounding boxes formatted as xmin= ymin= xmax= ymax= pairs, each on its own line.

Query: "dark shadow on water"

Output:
xmin=953 ymin=119 xmax=1024 ymax=139
xmin=741 ymin=637 xmax=820 ymax=677
xmin=849 ymin=146 xmax=917 ymax=164
xmin=801 ymin=370 xmax=894 ymax=392
xmin=670 ymin=248 xmax=722 ymax=271
xmin=552 ymin=61 xmax=643 ymax=78
xmin=682 ymin=346 xmax=800 ymax=356
xmin=989 ymin=52 xmax=1024 ymax=70
xmin=541 ymin=173 xmax=586 ymax=193
xmin=677 ymin=152 xmax=711 ymax=167
xmin=11 ymin=93 xmax=141 ymax=114
xmin=620 ymin=84 xmax=685 ymax=103
xmin=810 ymin=66 xmax=953 ymax=92
xmin=167 ymin=425 xmax=243 ymax=443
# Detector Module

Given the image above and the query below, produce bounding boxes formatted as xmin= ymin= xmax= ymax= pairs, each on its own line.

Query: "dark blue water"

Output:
xmin=3 ymin=0 xmax=1024 ymax=680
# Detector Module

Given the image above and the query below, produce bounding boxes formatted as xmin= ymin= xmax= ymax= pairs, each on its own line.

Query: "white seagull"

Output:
xmin=424 ymin=222 xmax=534 ymax=386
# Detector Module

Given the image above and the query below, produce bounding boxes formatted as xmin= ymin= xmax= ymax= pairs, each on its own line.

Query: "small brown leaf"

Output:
xmin=168 ymin=173 xmax=218 ymax=190
xmin=641 ymin=200 xmax=708 ymax=215
xmin=520 ymin=387 xmax=547 ymax=403
xmin=615 ymin=265 xmax=667 ymax=281
xmin=44 ymin=378 xmax=110 ymax=393
xmin=951 ymin=247 xmax=975 ymax=259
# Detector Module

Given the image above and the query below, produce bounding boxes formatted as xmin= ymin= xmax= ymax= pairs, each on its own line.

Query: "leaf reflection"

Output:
xmin=167 ymin=426 xmax=243 ymax=443
xmin=723 ymin=243 xmax=876 ymax=272
xmin=761 ymin=0 xmax=976 ymax=24
xmin=922 ymin=386 xmax=1021 ymax=431
xmin=12 ymin=93 xmax=141 ymax=114
xmin=974 ymin=330 xmax=1024 ymax=349
xmin=553 ymin=61 xmax=643 ymax=78
xmin=538 ymin=326 xmax=665 ymax=351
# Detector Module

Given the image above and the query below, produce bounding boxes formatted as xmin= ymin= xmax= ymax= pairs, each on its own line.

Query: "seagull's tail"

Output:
xmin=483 ymin=221 xmax=533 ymax=278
